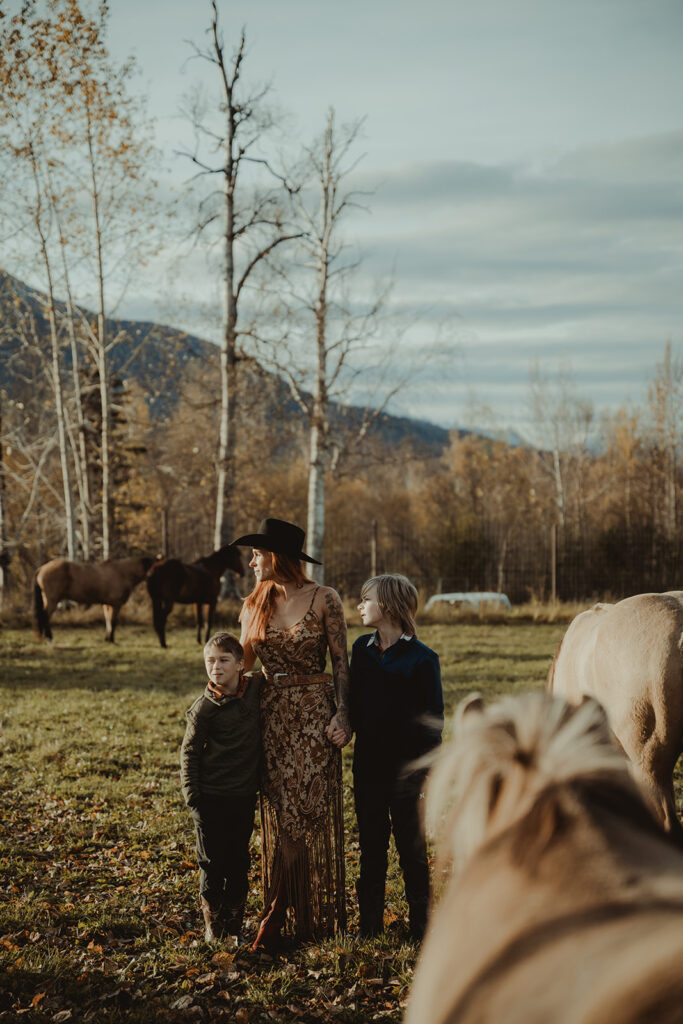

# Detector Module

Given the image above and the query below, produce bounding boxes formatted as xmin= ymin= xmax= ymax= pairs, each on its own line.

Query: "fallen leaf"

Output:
xmin=171 ymin=994 xmax=194 ymax=1010
xmin=31 ymin=993 xmax=46 ymax=1008
xmin=52 ymin=1012 xmax=72 ymax=1023
xmin=211 ymin=952 xmax=235 ymax=970
xmin=235 ymin=1008 xmax=250 ymax=1024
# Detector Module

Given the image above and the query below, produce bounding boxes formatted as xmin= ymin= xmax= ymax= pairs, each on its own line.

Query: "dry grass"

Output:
xmin=0 ymin=614 xmax=644 ymax=1023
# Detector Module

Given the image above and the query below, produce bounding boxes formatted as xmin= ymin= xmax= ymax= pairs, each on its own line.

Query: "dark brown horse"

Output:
xmin=34 ymin=556 xmax=154 ymax=643
xmin=146 ymin=544 xmax=244 ymax=648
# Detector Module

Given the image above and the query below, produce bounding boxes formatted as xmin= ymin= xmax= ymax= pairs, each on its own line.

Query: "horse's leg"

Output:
xmin=103 ymin=605 xmax=114 ymax=642
xmin=195 ymin=603 xmax=203 ymax=644
xmin=206 ymin=602 xmax=216 ymax=644
xmin=153 ymin=599 xmax=169 ymax=649
xmin=103 ymin=604 xmax=120 ymax=643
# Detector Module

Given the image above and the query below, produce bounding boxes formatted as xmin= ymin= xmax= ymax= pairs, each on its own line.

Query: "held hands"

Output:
xmin=326 ymin=709 xmax=352 ymax=748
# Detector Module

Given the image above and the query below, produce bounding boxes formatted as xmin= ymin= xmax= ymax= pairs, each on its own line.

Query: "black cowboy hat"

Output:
xmin=231 ymin=518 xmax=321 ymax=565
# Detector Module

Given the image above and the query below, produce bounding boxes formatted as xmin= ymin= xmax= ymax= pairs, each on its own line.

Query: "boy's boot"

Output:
xmin=407 ymin=896 xmax=429 ymax=942
xmin=200 ymin=896 xmax=221 ymax=943
xmin=221 ymin=900 xmax=247 ymax=944
xmin=356 ymin=879 xmax=384 ymax=938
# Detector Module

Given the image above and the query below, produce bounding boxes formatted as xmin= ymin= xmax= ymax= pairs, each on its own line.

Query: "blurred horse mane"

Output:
xmin=406 ymin=692 xmax=683 ymax=1024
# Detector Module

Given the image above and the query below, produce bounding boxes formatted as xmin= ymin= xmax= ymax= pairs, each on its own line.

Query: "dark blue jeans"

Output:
xmin=190 ymin=793 xmax=256 ymax=911
xmin=353 ymin=772 xmax=430 ymax=938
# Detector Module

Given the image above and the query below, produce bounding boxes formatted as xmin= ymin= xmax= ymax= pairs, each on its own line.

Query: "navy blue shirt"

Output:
xmin=350 ymin=632 xmax=443 ymax=782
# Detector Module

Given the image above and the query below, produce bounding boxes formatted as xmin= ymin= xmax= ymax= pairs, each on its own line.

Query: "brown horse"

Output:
xmin=34 ymin=556 xmax=154 ymax=643
xmin=146 ymin=544 xmax=243 ymax=648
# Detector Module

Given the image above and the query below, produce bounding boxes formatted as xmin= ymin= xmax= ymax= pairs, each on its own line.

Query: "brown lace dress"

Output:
xmin=252 ymin=588 xmax=347 ymax=938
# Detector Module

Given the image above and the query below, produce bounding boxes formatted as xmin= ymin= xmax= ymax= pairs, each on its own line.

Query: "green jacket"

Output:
xmin=180 ymin=674 xmax=262 ymax=807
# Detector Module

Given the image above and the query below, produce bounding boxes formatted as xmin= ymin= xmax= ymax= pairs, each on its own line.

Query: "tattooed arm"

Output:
xmin=321 ymin=586 xmax=352 ymax=748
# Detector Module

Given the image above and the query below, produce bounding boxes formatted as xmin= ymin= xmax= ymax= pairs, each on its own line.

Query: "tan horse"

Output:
xmin=34 ymin=556 xmax=154 ymax=643
xmin=547 ymin=591 xmax=683 ymax=835
xmin=406 ymin=693 xmax=683 ymax=1024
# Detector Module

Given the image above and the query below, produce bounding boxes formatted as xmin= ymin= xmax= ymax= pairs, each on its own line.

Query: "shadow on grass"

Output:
xmin=457 ymin=647 xmax=551 ymax=665
xmin=0 ymin=625 xmax=208 ymax=694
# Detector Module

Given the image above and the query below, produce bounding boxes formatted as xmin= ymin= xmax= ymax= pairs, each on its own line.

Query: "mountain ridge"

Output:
xmin=0 ymin=267 xmax=457 ymax=456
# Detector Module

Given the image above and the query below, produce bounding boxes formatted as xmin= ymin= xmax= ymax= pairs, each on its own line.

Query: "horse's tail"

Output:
xmin=33 ymin=576 xmax=50 ymax=639
xmin=146 ymin=566 xmax=168 ymax=645
xmin=152 ymin=596 xmax=166 ymax=636
xmin=145 ymin=567 xmax=159 ymax=601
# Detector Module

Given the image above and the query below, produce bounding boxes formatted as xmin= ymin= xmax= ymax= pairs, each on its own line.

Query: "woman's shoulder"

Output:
xmin=312 ymin=584 xmax=343 ymax=608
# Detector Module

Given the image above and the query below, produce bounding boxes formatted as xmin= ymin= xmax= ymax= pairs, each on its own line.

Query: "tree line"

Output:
xmin=0 ymin=0 xmax=421 ymax=600
xmin=2 ymin=319 xmax=681 ymax=606
xmin=0 ymin=1 xmax=680 ymax=609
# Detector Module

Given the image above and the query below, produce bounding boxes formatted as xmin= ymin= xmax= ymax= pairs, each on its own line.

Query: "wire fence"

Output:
xmin=324 ymin=522 xmax=683 ymax=605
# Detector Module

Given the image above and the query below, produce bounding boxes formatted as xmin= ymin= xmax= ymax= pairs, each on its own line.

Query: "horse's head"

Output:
xmin=218 ymin=544 xmax=244 ymax=577
xmin=425 ymin=693 xmax=628 ymax=874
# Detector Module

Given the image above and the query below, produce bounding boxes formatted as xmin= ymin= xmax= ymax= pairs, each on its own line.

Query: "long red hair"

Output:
xmin=240 ymin=552 xmax=314 ymax=644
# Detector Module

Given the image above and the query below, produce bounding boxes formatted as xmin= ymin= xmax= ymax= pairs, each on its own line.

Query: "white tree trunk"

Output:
xmin=97 ymin=327 xmax=111 ymax=559
xmin=59 ymin=233 xmax=92 ymax=559
xmin=47 ymin=295 xmax=77 ymax=560
xmin=88 ymin=116 xmax=111 ymax=559
xmin=213 ymin=25 xmax=237 ymax=552
xmin=29 ymin=148 xmax=77 ymax=559
xmin=307 ymin=422 xmax=326 ymax=583
xmin=552 ymin=445 xmax=566 ymax=530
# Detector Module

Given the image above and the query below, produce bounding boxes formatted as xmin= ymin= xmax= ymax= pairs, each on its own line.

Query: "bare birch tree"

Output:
xmin=252 ymin=109 xmax=403 ymax=580
xmin=0 ymin=6 xmax=78 ymax=559
xmin=529 ymin=359 xmax=594 ymax=534
xmin=182 ymin=3 xmax=300 ymax=548
xmin=1 ymin=0 xmax=160 ymax=559
xmin=50 ymin=0 xmax=159 ymax=558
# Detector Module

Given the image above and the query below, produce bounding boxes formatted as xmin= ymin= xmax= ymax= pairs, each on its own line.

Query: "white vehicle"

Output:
xmin=423 ymin=591 xmax=511 ymax=612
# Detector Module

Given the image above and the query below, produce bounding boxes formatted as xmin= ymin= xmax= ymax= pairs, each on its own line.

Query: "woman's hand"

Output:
xmin=326 ymin=709 xmax=352 ymax=748
xmin=321 ymin=588 xmax=352 ymax=747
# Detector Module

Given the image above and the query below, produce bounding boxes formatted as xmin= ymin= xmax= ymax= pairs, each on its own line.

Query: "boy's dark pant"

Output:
xmin=191 ymin=793 xmax=256 ymax=914
xmin=353 ymin=772 xmax=430 ymax=940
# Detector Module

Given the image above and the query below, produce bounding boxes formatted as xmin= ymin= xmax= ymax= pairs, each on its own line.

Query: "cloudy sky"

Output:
xmin=104 ymin=0 xmax=683 ymax=436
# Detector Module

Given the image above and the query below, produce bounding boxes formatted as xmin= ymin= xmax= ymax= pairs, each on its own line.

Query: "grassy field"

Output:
xmin=0 ymin=615 xmax=593 ymax=1022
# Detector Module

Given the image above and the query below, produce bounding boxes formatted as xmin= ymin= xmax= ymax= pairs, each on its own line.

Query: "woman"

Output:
xmin=209 ymin=518 xmax=351 ymax=950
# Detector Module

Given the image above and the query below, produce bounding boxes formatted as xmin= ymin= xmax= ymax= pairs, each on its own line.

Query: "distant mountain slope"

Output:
xmin=0 ymin=267 xmax=452 ymax=455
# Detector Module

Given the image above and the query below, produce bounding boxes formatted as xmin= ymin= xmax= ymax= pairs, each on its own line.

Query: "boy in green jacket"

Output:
xmin=180 ymin=632 xmax=261 ymax=944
